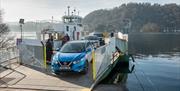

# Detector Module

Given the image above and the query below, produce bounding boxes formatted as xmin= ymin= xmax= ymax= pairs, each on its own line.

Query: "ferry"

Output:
xmin=39 ymin=6 xmax=88 ymax=42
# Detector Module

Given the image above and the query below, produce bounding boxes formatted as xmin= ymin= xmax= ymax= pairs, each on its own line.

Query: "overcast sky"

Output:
xmin=1 ymin=0 xmax=180 ymax=22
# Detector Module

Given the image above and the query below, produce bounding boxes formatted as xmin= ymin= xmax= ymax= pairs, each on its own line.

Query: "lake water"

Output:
xmin=97 ymin=33 xmax=180 ymax=91
xmin=9 ymin=31 xmax=38 ymax=39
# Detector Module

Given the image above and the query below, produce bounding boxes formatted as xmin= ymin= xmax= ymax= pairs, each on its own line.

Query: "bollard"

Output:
xmin=92 ymin=50 xmax=96 ymax=81
xmin=41 ymin=41 xmax=47 ymax=69
xmin=44 ymin=46 xmax=47 ymax=69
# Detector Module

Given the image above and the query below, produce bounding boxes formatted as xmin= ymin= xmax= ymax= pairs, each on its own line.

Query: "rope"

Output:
xmin=132 ymin=56 xmax=159 ymax=91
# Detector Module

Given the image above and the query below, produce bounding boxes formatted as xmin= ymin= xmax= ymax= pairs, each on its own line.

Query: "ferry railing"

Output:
xmin=91 ymin=37 xmax=128 ymax=89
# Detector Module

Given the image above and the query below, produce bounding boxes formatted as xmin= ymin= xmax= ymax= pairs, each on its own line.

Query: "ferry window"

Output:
xmin=74 ymin=26 xmax=76 ymax=31
xmin=78 ymin=24 xmax=82 ymax=27
xmin=70 ymin=18 xmax=72 ymax=22
xmin=64 ymin=19 xmax=68 ymax=23
xmin=66 ymin=26 xmax=69 ymax=31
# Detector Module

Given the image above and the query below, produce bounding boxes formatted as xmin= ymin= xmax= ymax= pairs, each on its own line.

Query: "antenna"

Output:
xmin=72 ymin=12 xmax=73 ymax=16
xmin=78 ymin=11 xmax=80 ymax=16
xmin=74 ymin=7 xmax=76 ymax=15
xmin=51 ymin=16 xmax=53 ymax=23
xmin=67 ymin=6 xmax=70 ymax=16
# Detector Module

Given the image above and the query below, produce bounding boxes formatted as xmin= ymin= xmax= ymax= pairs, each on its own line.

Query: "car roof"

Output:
xmin=91 ymin=32 xmax=103 ymax=34
xmin=67 ymin=40 xmax=89 ymax=43
xmin=85 ymin=35 xmax=98 ymax=38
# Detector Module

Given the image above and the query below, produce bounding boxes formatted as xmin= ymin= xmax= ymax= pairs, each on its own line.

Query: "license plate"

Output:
xmin=60 ymin=65 xmax=70 ymax=70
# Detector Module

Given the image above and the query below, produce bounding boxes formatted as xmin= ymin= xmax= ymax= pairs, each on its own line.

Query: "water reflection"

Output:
xmin=128 ymin=33 xmax=180 ymax=91
xmin=95 ymin=60 xmax=135 ymax=91
xmin=128 ymin=33 xmax=180 ymax=55
xmin=134 ymin=53 xmax=180 ymax=91
xmin=100 ymin=61 xmax=135 ymax=84
xmin=97 ymin=53 xmax=180 ymax=91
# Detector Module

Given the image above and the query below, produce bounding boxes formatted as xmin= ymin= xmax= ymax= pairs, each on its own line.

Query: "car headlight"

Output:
xmin=73 ymin=58 xmax=85 ymax=64
xmin=52 ymin=57 xmax=58 ymax=64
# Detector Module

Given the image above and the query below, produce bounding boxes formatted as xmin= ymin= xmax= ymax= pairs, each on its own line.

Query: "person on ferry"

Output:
xmin=46 ymin=36 xmax=54 ymax=64
xmin=61 ymin=34 xmax=70 ymax=46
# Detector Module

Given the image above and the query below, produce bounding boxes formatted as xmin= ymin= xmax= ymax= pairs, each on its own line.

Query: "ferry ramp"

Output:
xmin=0 ymin=37 xmax=128 ymax=91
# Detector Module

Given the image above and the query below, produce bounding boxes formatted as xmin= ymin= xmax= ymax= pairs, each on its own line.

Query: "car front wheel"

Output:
xmin=81 ymin=60 xmax=88 ymax=74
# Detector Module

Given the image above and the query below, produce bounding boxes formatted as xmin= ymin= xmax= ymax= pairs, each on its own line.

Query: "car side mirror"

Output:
xmin=94 ymin=47 xmax=96 ymax=50
xmin=55 ymin=48 xmax=60 ymax=51
xmin=86 ymin=48 xmax=91 ymax=52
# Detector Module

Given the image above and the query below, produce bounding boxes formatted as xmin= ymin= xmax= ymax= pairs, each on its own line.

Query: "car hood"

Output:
xmin=55 ymin=52 xmax=86 ymax=62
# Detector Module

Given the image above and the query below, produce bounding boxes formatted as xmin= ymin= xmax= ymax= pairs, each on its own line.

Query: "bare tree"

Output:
xmin=0 ymin=10 xmax=14 ymax=49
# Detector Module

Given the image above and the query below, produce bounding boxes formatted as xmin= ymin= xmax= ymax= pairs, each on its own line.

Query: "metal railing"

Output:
xmin=18 ymin=39 xmax=46 ymax=71
xmin=19 ymin=44 xmax=45 ymax=69
xmin=0 ymin=47 xmax=26 ymax=87
xmin=0 ymin=46 xmax=19 ymax=66
xmin=91 ymin=37 xmax=128 ymax=90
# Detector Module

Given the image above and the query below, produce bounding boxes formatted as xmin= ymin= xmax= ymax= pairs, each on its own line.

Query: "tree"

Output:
xmin=0 ymin=10 xmax=14 ymax=48
xmin=140 ymin=23 xmax=160 ymax=32
xmin=95 ymin=24 xmax=107 ymax=32
xmin=83 ymin=3 xmax=180 ymax=33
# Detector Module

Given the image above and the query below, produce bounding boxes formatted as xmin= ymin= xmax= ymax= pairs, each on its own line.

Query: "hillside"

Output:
xmin=83 ymin=3 xmax=180 ymax=33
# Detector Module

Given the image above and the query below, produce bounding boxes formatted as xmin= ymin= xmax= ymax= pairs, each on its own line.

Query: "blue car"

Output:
xmin=51 ymin=40 xmax=93 ymax=74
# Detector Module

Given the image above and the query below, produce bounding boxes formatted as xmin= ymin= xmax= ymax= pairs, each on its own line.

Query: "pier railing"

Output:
xmin=0 ymin=46 xmax=19 ymax=63
xmin=0 ymin=46 xmax=19 ymax=69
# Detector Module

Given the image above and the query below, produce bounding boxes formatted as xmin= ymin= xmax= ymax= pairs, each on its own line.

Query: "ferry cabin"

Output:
xmin=62 ymin=15 xmax=83 ymax=40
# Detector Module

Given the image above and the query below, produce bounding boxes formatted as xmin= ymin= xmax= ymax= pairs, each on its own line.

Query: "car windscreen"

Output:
xmin=85 ymin=36 xmax=99 ymax=40
xmin=94 ymin=34 xmax=103 ymax=37
xmin=60 ymin=42 xmax=86 ymax=53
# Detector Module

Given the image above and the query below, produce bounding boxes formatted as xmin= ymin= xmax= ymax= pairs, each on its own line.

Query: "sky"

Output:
xmin=1 ymin=0 xmax=180 ymax=22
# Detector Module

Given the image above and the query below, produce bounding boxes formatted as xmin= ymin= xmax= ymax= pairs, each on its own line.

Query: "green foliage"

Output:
xmin=83 ymin=3 xmax=180 ymax=33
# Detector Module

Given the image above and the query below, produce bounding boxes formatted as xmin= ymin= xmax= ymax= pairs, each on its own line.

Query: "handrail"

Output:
xmin=0 ymin=46 xmax=19 ymax=64
xmin=0 ymin=46 xmax=16 ymax=50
